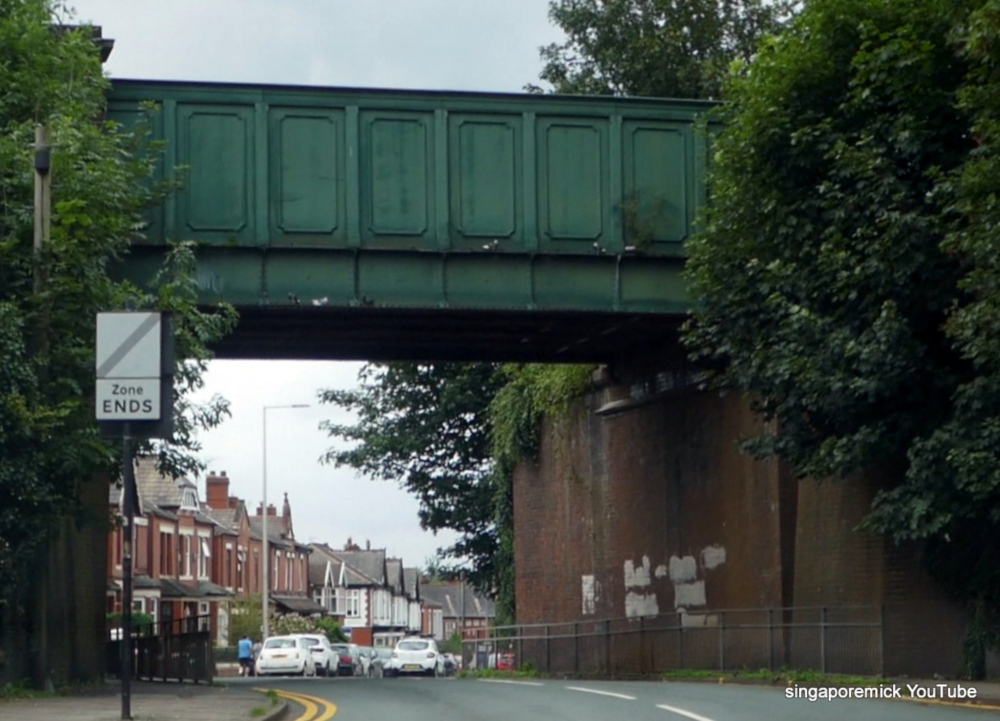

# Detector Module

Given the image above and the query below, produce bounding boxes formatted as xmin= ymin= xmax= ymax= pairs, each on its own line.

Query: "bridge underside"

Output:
xmin=214 ymin=305 xmax=684 ymax=363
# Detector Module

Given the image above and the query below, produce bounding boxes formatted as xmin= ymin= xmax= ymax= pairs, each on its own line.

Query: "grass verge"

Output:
xmin=458 ymin=668 xmax=544 ymax=680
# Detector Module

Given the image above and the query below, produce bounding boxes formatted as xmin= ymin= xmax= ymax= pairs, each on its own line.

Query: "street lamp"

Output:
xmin=262 ymin=403 xmax=309 ymax=641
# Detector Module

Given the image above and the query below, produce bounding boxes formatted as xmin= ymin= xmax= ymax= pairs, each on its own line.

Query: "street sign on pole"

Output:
xmin=95 ymin=311 xmax=175 ymax=721
xmin=96 ymin=312 xmax=175 ymax=438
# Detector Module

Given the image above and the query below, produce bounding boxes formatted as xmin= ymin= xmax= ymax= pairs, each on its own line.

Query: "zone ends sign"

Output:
xmin=95 ymin=312 xmax=174 ymax=427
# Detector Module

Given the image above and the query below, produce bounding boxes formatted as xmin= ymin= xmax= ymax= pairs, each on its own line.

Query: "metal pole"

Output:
xmin=718 ymin=611 xmax=725 ymax=671
xmin=820 ymin=606 xmax=827 ymax=674
xmin=878 ymin=605 xmax=885 ymax=678
xmin=260 ymin=404 xmax=307 ymax=642
xmin=767 ymin=608 xmax=774 ymax=671
xmin=121 ymin=425 xmax=134 ymax=720
xmin=33 ymin=125 xmax=51 ymax=296
xmin=262 ymin=407 xmax=269 ymax=641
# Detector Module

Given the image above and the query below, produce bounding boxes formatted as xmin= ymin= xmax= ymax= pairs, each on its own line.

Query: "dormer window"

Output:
xmin=181 ymin=487 xmax=198 ymax=510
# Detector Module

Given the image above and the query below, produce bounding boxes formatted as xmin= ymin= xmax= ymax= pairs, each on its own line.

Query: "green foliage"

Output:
xmin=683 ymin=0 xmax=1000 ymax=666
xmin=319 ymin=363 xmax=505 ymax=592
xmin=488 ymin=364 xmax=593 ymax=623
xmin=271 ymin=614 xmax=316 ymax=636
xmin=533 ymin=0 xmax=795 ymax=98
xmin=439 ymin=630 xmax=463 ymax=655
xmin=228 ymin=595 xmax=263 ymax=642
xmin=0 ymin=0 xmax=236 ymax=638
xmin=313 ymin=616 xmax=348 ymax=644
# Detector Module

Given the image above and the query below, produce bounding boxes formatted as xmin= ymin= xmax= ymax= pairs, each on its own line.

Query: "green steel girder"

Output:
xmin=108 ymin=80 xmax=713 ymax=361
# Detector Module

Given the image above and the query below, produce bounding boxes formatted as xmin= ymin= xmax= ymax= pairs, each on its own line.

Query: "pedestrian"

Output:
xmin=237 ymin=633 xmax=253 ymax=677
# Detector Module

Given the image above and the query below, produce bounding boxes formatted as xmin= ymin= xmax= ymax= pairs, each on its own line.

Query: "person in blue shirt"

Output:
xmin=237 ymin=633 xmax=253 ymax=677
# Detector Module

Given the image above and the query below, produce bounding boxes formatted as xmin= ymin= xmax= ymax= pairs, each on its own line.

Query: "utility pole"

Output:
xmin=32 ymin=124 xmax=52 ymax=695
xmin=121 ymin=429 xmax=135 ymax=720
xmin=34 ymin=125 xmax=51 ymax=295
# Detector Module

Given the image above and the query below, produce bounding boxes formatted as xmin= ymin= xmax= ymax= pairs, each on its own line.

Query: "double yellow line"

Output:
xmin=256 ymin=688 xmax=337 ymax=721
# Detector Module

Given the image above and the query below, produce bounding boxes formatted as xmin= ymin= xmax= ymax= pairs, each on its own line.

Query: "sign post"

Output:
xmin=96 ymin=312 xmax=174 ymax=721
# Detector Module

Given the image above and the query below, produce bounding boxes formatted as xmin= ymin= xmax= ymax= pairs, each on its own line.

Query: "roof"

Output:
xmin=249 ymin=516 xmax=293 ymax=547
xmin=308 ymin=544 xmax=343 ymax=588
xmin=386 ymin=559 xmax=403 ymax=594
xmin=203 ymin=506 xmax=239 ymax=532
xmin=403 ymin=568 xmax=420 ymax=601
xmin=272 ymin=595 xmax=326 ymax=615
xmin=330 ymin=549 xmax=386 ymax=586
xmin=158 ymin=578 xmax=233 ymax=599
xmin=418 ymin=581 xmax=495 ymax=619
xmin=134 ymin=457 xmax=184 ymax=508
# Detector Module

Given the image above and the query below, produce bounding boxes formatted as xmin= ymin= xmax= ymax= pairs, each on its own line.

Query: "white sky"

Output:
xmin=73 ymin=0 xmax=563 ymax=567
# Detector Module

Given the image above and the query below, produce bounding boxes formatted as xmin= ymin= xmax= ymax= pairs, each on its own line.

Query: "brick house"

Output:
xmin=418 ymin=580 xmax=495 ymax=641
xmin=107 ymin=458 xmax=233 ymax=645
xmin=108 ymin=464 xmax=320 ymax=648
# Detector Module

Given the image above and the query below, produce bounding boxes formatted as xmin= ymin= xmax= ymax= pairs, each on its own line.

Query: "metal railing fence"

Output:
xmin=462 ymin=606 xmax=883 ymax=677
xmin=107 ymin=614 xmax=214 ymax=683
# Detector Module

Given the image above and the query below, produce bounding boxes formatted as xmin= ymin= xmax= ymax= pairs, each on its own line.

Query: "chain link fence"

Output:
xmin=462 ymin=606 xmax=883 ymax=677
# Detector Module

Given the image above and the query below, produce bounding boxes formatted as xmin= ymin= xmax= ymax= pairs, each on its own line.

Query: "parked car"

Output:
xmin=372 ymin=647 xmax=392 ymax=677
xmin=385 ymin=637 xmax=445 ymax=677
xmin=299 ymin=634 xmax=337 ymax=676
xmin=254 ymin=635 xmax=317 ymax=677
xmin=330 ymin=643 xmax=362 ymax=676
xmin=357 ymin=646 xmax=379 ymax=677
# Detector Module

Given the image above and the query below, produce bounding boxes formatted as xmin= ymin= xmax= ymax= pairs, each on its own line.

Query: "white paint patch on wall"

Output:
xmin=625 ymin=591 xmax=659 ymax=618
xmin=701 ymin=545 xmax=727 ymax=570
xmin=669 ymin=555 xmax=697 ymax=583
xmin=673 ymin=580 xmax=707 ymax=608
xmin=624 ymin=556 xmax=652 ymax=588
xmin=655 ymin=564 xmax=668 ymax=579
xmin=582 ymin=575 xmax=596 ymax=615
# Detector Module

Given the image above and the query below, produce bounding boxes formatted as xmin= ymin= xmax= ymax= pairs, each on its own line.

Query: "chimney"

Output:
xmin=205 ymin=470 xmax=230 ymax=510
xmin=365 ymin=539 xmax=370 ymax=551
xmin=282 ymin=492 xmax=291 ymax=518
xmin=268 ymin=504 xmax=277 ymax=517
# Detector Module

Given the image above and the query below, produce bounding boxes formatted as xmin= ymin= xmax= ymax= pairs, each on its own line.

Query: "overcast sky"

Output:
xmin=73 ymin=0 xmax=563 ymax=568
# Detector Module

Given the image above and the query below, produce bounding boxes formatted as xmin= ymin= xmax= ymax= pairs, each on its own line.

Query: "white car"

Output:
xmin=385 ymin=637 xmax=445 ymax=677
xmin=299 ymin=634 xmax=337 ymax=676
xmin=254 ymin=635 xmax=317 ymax=677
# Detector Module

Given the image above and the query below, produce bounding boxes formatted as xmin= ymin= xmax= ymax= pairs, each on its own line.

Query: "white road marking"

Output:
xmin=477 ymin=679 xmax=545 ymax=687
xmin=657 ymin=703 xmax=717 ymax=721
xmin=565 ymin=686 xmax=637 ymax=700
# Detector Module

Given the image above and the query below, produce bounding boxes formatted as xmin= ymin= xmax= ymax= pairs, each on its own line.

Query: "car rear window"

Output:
xmin=331 ymin=645 xmax=349 ymax=653
xmin=302 ymin=637 xmax=321 ymax=645
xmin=397 ymin=640 xmax=429 ymax=651
xmin=265 ymin=638 xmax=296 ymax=649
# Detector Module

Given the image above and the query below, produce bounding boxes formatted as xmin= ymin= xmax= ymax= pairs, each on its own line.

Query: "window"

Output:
xmin=197 ymin=537 xmax=210 ymax=579
xmin=273 ymin=551 xmax=279 ymax=590
xmin=237 ymin=550 xmax=245 ymax=590
xmin=180 ymin=535 xmax=192 ymax=577
xmin=159 ymin=532 xmax=173 ymax=576
xmin=346 ymin=589 xmax=361 ymax=618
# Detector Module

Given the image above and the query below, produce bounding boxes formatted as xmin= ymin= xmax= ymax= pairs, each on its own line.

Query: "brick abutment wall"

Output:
xmin=513 ymin=378 xmax=967 ymax=678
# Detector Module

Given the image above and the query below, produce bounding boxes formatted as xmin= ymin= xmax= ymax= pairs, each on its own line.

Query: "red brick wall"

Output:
xmin=515 ymin=387 xmax=786 ymax=626
xmin=514 ymin=381 xmax=967 ymax=677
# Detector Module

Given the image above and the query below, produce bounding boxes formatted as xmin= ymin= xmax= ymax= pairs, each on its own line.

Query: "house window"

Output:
xmin=180 ymin=535 xmax=192 ymax=577
xmin=346 ymin=590 xmax=361 ymax=618
xmin=159 ymin=532 xmax=173 ymax=576
xmin=237 ymin=550 xmax=245 ymax=591
xmin=273 ymin=551 xmax=279 ymax=590
xmin=198 ymin=537 xmax=210 ymax=579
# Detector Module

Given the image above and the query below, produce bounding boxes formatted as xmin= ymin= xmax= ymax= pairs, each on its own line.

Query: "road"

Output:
xmin=231 ymin=676 xmax=992 ymax=721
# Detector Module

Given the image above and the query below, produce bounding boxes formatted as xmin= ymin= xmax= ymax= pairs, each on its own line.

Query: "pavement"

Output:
xmin=0 ymin=680 xmax=288 ymax=721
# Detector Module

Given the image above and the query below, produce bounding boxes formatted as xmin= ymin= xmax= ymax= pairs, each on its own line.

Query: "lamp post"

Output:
xmin=262 ymin=403 xmax=309 ymax=641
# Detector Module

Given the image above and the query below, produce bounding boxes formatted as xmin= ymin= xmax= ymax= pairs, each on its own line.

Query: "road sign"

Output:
xmin=97 ymin=312 xmax=161 ymax=380
xmin=96 ymin=378 xmax=161 ymax=420
xmin=96 ymin=312 xmax=173 ymax=426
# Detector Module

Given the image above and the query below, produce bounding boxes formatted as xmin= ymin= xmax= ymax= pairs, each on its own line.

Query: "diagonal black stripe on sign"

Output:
xmin=97 ymin=313 xmax=160 ymax=378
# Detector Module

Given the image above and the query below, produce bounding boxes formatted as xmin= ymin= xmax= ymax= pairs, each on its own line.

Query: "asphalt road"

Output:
xmin=230 ymin=676 xmax=991 ymax=721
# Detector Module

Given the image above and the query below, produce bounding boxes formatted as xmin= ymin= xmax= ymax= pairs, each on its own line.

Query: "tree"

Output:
xmin=0 ymin=0 xmax=236 ymax=685
xmin=683 ymin=0 xmax=999 ymax=669
xmin=313 ymin=617 xmax=348 ymax=644
xmin=319 ymin=363 xmax=505 ymax=592
xmin=533 ymin=0 xmax=794 ymax=98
